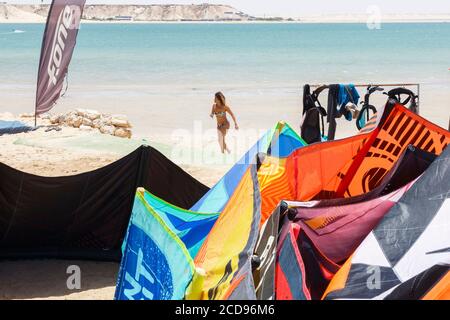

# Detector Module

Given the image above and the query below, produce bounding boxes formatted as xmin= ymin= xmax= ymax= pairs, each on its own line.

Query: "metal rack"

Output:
xmin=307 ymin=83 xmax=421 ymax=114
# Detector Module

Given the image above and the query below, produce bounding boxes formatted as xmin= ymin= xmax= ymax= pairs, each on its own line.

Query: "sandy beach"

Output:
xmin=0 ymin=118 xmax=231 ymax=300
xmin=0 ymin=260 xmax=118 ymax=300
xmin=0 ymin=109 xmax=235 ymax=301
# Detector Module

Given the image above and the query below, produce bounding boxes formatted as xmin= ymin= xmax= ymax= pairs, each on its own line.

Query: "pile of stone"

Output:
xmin=48 ymin=109 xmax=132 ymax=139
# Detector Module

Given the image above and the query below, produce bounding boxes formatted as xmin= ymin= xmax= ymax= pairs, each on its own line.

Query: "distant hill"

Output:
xmin=0 ymin=4 xmax=284 ymax=22
xmin=0 ymin=3 xmax=45 ymax=22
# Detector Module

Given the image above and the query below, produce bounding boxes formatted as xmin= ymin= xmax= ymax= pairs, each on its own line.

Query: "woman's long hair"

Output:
xmin=215 ymin=92 xmax=227 ymax=107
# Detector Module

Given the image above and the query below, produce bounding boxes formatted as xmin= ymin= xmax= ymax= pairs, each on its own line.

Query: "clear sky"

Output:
xmin=6 ymin=0 xmax=450 ymax=17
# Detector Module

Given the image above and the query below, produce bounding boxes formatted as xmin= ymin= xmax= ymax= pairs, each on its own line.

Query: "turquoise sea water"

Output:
xmin=1 ymin=22 xmax=450 ymax=135
xmin=1 ymin=23 xmax=450 ymax=90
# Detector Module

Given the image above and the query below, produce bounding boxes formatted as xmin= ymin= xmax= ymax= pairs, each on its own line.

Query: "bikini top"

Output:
xmin=214 ymin=110 xmax=226 ymax=117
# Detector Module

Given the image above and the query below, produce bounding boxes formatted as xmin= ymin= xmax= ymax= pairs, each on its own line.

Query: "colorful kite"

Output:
xmin=323 ymin=146 xmax=450 ymax=300
xmin=115 ymin=189 xmax=195 ymax=300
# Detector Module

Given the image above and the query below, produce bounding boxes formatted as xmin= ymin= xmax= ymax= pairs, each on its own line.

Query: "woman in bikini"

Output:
xmin=210 ymin=92 xmax=239 ymax=154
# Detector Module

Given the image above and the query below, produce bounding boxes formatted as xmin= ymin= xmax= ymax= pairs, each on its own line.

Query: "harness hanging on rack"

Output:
xmin=386 ymin=87 xmax=419 ymax=114
xmin=300 ymin=85 xmax=328 ymax=144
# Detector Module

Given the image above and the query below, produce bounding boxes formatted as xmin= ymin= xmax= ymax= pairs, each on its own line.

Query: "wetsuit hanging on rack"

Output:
xmin=327 ymin=84 xmax=360 ymax=141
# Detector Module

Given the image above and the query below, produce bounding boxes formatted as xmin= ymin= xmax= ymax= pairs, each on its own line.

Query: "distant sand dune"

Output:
xmin=1 ymin=4 xmax=449 ymax=23
xmin=0 ymin=4 xmax=255 ymax=23
xmin=0 ymin=4 xmax=45 ymax=23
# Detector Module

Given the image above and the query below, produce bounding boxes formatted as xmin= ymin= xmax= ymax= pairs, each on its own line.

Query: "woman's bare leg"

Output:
xmin=223 ymin=130 xmax=231 ymax=154
xmin=218 ymin=130 xmax=225 ymax=153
